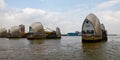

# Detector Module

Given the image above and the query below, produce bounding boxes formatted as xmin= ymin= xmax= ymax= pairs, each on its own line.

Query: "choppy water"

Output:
xmin=0 ymin=36 xmax=120 ymax=60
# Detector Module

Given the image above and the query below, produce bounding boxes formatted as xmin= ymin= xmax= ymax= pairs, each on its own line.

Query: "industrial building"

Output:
xmin=67 ymin=31 xmax=81 ymax=36
xmin=19 ymin=24 xmax=25 ymax=37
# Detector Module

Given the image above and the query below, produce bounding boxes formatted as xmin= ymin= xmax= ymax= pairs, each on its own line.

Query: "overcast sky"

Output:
xmin=0 ymin=0 xmax=120 ymax=34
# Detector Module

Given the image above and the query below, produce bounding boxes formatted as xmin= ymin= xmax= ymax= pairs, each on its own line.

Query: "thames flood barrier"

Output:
xmin=27 ymin=22 xmax=61 ymax=40
xmin=7 ymin=25 xmax=25 ymax=38
xmin=45 ymin=27 xmax=61 ymax=39
xmin=0 ymin=21 xmax=61 ymax=40
xmin=27 ymin=22 xmax=46 ymax=40
xmin=81 ymin=13 xmax=107 ymax=42
xmin=0 ymin=28 xmax=7 ymax=38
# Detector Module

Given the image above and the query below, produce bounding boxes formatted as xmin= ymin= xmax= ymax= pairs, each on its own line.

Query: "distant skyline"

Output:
xmin=0 ymin=0 xmax=120 ymax=34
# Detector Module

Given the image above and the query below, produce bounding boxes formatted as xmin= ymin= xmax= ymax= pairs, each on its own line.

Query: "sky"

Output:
xmin=0 ymin=0 xmax=120 ymax=34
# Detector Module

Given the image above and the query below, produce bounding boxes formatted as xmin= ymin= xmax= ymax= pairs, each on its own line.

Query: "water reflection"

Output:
xmin=82 ymin=41 xmax=107 ymax=60
xmin=28 ymin=40 xmax=45 ymax=44
xmin=7 ymin=38 xmax=22 ymax=40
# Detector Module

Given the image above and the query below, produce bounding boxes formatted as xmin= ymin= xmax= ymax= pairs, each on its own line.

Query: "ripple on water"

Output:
xmin=0 ymin=36 xmax=120 ymax=60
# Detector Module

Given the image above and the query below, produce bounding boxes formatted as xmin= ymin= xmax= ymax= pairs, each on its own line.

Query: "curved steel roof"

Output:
xmin=101 ymin=24 xmax=105 ymax=30
xmin=31 ymin=22 xmax=44 ymax=33
xmin=9 ymin=26 xmax=20 ymax=34
xmin=83 ymin=13 xmax=102 ymax=36
xmin=0 ymin=28 xmax=7 ymax=34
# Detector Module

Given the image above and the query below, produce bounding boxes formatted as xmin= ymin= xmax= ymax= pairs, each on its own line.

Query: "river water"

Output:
xmin=0 ymin=36 xmax=120 ymax=60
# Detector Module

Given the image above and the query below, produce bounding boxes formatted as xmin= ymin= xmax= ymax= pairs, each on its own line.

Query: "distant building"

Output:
xmin=67 ymin=33 xmax=78 ymax=36
xmin=19 ymin=24 xmax=25 ymax=35
xmin=67 ymin=31 xmax=81 ymax=36
xmin=75 ymin=31 xmax=81 ymax=36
